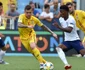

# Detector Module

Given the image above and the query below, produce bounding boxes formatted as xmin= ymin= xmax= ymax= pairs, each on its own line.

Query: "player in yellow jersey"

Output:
xmin=66 ymin=2 xmax=85 ymax=56
xmin=61 ymin=0 xmax=74 ymax=5
xmin=18 ymin=5 xmax=57 ymax=70
xmin=66 ymin=2 xmax=85 ymax=33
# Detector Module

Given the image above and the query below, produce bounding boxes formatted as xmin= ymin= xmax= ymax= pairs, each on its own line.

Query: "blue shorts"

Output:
xmin=62 ymin=40 xmax=84 ymax=52
xmin=0 ymin=39 xmax=5 ymax=48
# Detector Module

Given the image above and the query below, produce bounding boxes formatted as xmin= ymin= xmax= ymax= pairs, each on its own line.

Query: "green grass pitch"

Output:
xmin=0 ymin=56 xmax=85 ymax=70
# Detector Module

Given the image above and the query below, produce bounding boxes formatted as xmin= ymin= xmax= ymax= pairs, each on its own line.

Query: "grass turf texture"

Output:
xmin=0 ymin=56 xmax=85 ymax=70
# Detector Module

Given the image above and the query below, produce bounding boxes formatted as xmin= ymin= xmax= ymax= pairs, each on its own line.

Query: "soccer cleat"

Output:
xmin=0 ymin=60 xmax=9 ymax=64
xmin=64 ymin=64 xmax=72 ymax=70
xmin=40 ymin=63 xmax=44 ymax=70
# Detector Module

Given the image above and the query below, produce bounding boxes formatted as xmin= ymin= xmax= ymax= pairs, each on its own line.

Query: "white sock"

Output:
xmin=56 ymin=47 xmax=68 ymax=65
xmin=0 ymin=50 xmax=6 ymax=61
xmin=83 ymin=55 xmax=85 ymax=57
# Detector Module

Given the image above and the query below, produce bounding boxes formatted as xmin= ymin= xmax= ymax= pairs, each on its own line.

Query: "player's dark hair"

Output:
xmin=24 ymin=5 xmax=31 ymax=10
xmin=66 ymin=2 xmax=73 ymax=6
xmin=60 ymin=5 xmax=69 ymax=12
xmin=72 ymin=1 xmax=76 ymax=4
xmin=44 ymin=4 xmax=50 ymax=9
xmin=0 ymin=2 xmax=3 ymax=6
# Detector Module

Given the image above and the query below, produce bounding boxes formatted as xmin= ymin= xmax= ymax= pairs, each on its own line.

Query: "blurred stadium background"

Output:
xmin=0 ymin=0 xmax=85 ymax=70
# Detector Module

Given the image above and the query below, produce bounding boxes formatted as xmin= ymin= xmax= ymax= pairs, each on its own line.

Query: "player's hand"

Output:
xmin=52 ymin=33 xmax=58 ymax=40
xmin=0 ymin=33 xmax=4 ymax=37
xmin=53 ymin=21 xmax=60 ymax=29
xmin=27 ymin=25 xmax=34 ymax=28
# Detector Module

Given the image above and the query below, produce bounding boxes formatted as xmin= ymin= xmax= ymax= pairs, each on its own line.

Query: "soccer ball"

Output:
xmin=43 ymin=62 xmax=54 ymax=70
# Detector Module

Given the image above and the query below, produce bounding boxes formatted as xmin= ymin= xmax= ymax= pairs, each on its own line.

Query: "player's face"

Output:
xmin=60 ymin=9 xmax=67 ymax=18
xmin=25 ymin=9 xmax=32 ymax=19
xmin=67 ymin=5 xmax=74 ymax=14
xmin=73 ymin=3 xmax=76 ymax=10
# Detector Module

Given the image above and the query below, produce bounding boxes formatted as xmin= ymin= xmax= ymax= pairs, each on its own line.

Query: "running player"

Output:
xmin=0 ymin=2 xmax=9 ymax=64
xmin=53 ymin=5 xmax=85 ymax=70
xmin=18 ymin=5 xmax=57 ymax=70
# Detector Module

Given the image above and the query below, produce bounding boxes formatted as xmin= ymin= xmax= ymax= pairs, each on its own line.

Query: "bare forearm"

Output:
xmin=58 ymin=26 xmax=72 ymax=33
xmin=41 ymin=25 xmax=53 ymax=34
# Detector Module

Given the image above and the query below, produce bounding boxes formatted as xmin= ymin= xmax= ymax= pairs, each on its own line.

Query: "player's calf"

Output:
xmin=1 ymin=44 xmax=9 ymax=51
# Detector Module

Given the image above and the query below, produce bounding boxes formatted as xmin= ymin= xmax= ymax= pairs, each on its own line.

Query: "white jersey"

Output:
xmin=59 ymin=15 xmax=80 ymax=41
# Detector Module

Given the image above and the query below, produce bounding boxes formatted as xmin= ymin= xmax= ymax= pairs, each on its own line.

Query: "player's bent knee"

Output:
xmin=30 ymin=42 xmax=37 ymax=49
xmin=80 ymin=49 xmax=85 ymax=56
xmin=1 ymin=45 xmax=9 ymax=51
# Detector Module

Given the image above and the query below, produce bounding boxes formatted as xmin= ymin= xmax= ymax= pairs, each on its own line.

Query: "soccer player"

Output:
xmin=0 ymin=2 xmax=9 ymax=64
xmin=60 ymin=0 xmax=74 ymax=5
xmin=72 ymin=1 xmax=76 ymax=10
xmin=53 ymin=5 xmax=85 ymax=70
xmin=18 ymin=5 xmax=57 ymax=70
xmin=0 ymin=33 xmax=9 ymax=64
xmin=66 ymin=2 xmax=85 ymax=50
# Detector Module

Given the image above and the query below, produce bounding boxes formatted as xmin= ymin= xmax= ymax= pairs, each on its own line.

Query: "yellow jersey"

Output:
xmin=72 ymin=10 xmax=85 ymax=33
xmin=18 ymin=14 xmax=43 ymax=39
xmin=62 ymin=0 xmax=72 ymax=5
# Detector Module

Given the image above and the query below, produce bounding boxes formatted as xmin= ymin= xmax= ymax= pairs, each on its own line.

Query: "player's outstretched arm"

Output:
xmin=18 ymin=22 xmax=34 ymax=28
xmin=53 ymin=21 xmax=73 ymax=33
xmin=41 ymin=24 xmax=58 ymax=39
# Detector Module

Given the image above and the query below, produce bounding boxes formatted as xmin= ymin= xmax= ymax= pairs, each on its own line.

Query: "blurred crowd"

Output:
xmin=0 ymin=0 xmax=76 ymax=30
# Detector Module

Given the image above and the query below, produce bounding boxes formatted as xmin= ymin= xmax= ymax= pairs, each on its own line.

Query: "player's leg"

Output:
xmin=30 ymin=43 xmax=46 ymax=63
xmin=56 ymin=41 xmax=72 ymax=69
xmin=82 ymin=36 xmax=85 ymax=48
xmin=21 ymin=39 xmax=46 ymax=69
xmin=71 ymin=40 xmax=85 ymax=56
xmin=30 ymin=42 xmax=46 ymax=69
xmin=0 ymin=39 xmax=9 ymax=64
xmin=30 ymin=33 xmax=46 ymax=63
xmin=74 ymin=36 xmax=85 ymax=57
xmin=1 ymin=44 xmax=9 ymax=51
xmin=72 ymin=40 xmax=85 ymax=57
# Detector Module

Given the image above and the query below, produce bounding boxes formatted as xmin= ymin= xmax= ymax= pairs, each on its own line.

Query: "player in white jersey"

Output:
xmin=0 ymin=2 xmax=9 ymax=64
xmin=59 ymin=16 xmax=80 ymax=41
xmin=53 ymin=5 xmax=85 ymax=70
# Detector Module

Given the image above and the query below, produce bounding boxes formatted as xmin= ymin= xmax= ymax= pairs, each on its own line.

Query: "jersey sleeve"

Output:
xmin=81 ymin=10 xmax=85 ymax=18
xmin=68 ymin=22 xmax=74 ymax=28
xmin=35 ymin=17 xmax=43 ymax=27
xmin=18 ymin=15 xmax=23 ymax=23
xmin=68 ymin=17 xmax=75 ymax=28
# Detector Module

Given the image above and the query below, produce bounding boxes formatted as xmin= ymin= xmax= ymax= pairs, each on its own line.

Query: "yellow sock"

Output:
xmin=82 ymin=36 xmax=85 ymax=47
xmin=32 ymin=48 xmax=46 ymax=63
xmin=82 ymin=36 xmax=85 ymax=43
